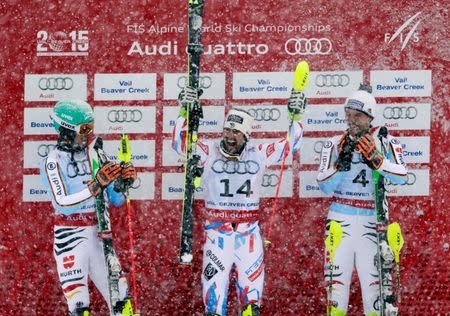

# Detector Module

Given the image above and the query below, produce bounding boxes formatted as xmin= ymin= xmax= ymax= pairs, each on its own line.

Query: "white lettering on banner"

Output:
xmin=94 ymin=74 xmax=156 ymax=100
xmin=24 ymin=108 xmax=56 ymax=135
xmin=162 ymin=106 xmax=225 ymax=133
xmin=24 ymin=74 xmax=87 ymax=102
xmin=309 ymin=71 xmax=363 ymax=98
xmin=163 ymin=73 xmax=226 ymax=100
xmin=94 ymin=106 xmax=156 ymax=134
xmin=384 ymin=12 xmax=422 ymax=50
xmin=372 ymin=103 xmax=431 ymax=130
xmin=102 ymin=140 xmax=155 ymax=167
xmin=370 ymin=70 xmax=432 ymax=97
xmin=128 ymin=41 xmax=268 ymax=56
xmin=36 ymin=30 xmax=89 ymax=56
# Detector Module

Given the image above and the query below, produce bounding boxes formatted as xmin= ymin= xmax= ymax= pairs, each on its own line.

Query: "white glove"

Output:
xmin=178 ymin=86 xmax=200 ymax=118
xmin=287 ymin=90 xmax=307 ymax=121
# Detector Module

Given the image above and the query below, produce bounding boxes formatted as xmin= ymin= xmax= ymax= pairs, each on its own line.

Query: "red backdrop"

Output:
xmin=1 ymin=1 xmax=449 ymax=315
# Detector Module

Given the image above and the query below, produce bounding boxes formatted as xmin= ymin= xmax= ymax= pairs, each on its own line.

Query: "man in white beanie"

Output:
xmin=172 ymin=87 xmax=306 ymax=316
xmin=317 ymin=85 xmax=407 ymax=316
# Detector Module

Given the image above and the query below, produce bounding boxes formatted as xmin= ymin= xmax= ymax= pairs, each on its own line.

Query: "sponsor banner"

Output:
xmin=299 ymin=137 xmax=329 ymax=165
xmin=163 ymin=106 xmax=225 ymax=133
xmin=163 ymin=73 xmax=226 ymax=100
xmin=397 ymin=136 xmax=430 ymax=164
xmin=299 ymin=136 xmax=430 ymax=165
xmin=306 ymin=71 xmax=363 ymax=98
xmin=231 ymin=104 xmax=290 ymax=132
xmin=36 ymin=30 xmax=89 ymax=56
xmin=94 ymin=73 xmax=156 ymax=100
xmin=299 ymin=171 xmax=327 ymax=198
xmin=283 ymin=37 xmax=333 ymax=56
xmin=299 ymin=169 xmax=429 ymax=198
xmin=385 ymin=169 xmax=429 ymax=196
xmin=94 ymin=106 xmax=156 ymax=134
xmin=302 ymin=104 xmax=346 ymax=132
xmin=23 ymin=172 xmax=154 ymax=202
xmin=162 ymin=172 xmax=204 ymax=200
xmin=102 ymin=140 xmax=155 ymax=167
xmin=260 ymin=170 xmax=293 ymax=198
xmin=161 ymin=170 xmax=292 ymax=200
xmin=128 ymin=172 xmax=155 ymax=200
xmin=372 ymin=103 xmax=431 ymax=130
xmin=233 ymin=72 xmax=292 ymax=99
xmin=370 ymin=70 xmax=432 ymax=97
xmin=24 ymin=107 xmax=55 ymax=135
xmin=24 ymin=74 xmax=87 ymax=102
xmin=23 ymin=141 xmax=57 ymax=169
xmin=162 ymin=138 xmax=220 ymax=167
xmin=23 ymin=175 xmax=49 ymax=202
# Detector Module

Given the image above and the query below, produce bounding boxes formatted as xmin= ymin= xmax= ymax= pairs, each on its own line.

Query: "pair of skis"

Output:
xmin=91 ymin=135 xmax=138 ymax=315
xmin=324 ymin=128 xmax=405 ymax=316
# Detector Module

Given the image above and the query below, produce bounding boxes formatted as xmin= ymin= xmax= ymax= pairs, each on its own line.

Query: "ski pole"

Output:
xmin=324 ymin=220 xmax=343 ymax=316
xmin=265 ymin=60 xmax=309 ymax=247
xmin=387 ymin=222 xmax=404 ymax=304
xmin=117 ymin=134 xmax=139 ymax=313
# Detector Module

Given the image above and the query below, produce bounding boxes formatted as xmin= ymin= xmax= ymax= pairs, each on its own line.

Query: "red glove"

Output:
xmin=356 ymin=134 xmax=384 ymax=170
xmin=88 ymin=162 xmax=122 ymax=196
xmin=121 ymin=162 xmax=137 ymax=184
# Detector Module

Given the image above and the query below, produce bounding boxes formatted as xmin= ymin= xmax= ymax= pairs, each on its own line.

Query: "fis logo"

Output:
xmin=384 ymin=12 xmax=422 ymax=50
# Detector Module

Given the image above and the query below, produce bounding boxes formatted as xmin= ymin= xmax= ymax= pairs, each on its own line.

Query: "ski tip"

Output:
xmin=293 ymin=60 xmax=310 ymax=91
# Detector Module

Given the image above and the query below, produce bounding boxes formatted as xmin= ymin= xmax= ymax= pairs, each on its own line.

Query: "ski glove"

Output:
xmin=287 ymin=90 xmax=307 ymax=121
xmin=336 ymin=133 xmax=357 ymax=172
xmin=356 ymin=134 xmax=384 ymax=170
xmin=88 ymin=161 xmax=122 ymax=196
xmin=178 ymin=86 xmax=203 ymax=118
xmin=121 ymin=162 xmax=137 ymax=184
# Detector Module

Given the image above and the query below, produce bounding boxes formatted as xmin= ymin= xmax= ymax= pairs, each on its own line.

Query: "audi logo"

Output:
xmin=262 ymin=174 xmax=279 ymax=187
xmin=315 ymin=74 xmax=350 ymax=87
xmin=385 ymin=172 xmax=416 ymax=186
xmin=67 ymin=159 xmax=90 ymax=178
xmin=177 ymin=75 xmax=212 ymax=89
xmin=37 ymin=144 xmax=57 ymax=157
xmin=383 ymin=106 xmax=418 ymax=120
xmin=211 ymin=159 xmax=260 ymax=175
xmin=284 ymin=38 xmax=332 ymax=56
xmin=314 ymin=141 xmax=325 ymax=154
xmin=247 ymin=108 xmax=281 ymax=122
xmin=130 ymin=177 xmax=141 ymax=189
xmin=107 ymin=110 xmax=143 ymax=123
xmin=38 ymin=77 xmax=73 ymax=90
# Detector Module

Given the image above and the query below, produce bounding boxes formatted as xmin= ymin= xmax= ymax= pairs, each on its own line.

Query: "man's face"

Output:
xmin=222 ymin=128 xmax=246 ymax=154
xmin=345 ymin=108 xmax=372 ymax=137
xmin=74 ymin=122 xmax=94 ymax=147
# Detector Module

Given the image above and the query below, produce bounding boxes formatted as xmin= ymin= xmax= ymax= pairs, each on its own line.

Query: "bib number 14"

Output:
xmin=220 ymin=179 xmax=253 ymax=197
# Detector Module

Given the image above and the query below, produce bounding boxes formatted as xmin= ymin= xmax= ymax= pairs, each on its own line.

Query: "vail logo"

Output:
xmin=385 ymin=12 xmax=422 ymax=50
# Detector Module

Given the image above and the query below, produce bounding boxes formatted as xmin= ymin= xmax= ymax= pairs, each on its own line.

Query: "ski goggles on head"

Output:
xmin=77 ymin=122 xmax=94 ymax=135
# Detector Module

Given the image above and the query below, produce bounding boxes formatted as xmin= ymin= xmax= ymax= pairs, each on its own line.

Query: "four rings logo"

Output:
xmin=38 ymin=77 xmax=73 ymax=90
xmin=262 ymin=174 xmax=279 ymax=187
xmin=177 ymin=75 xmax=212 ymax=89
xmin=284 ymin=38 xmax=332 ymax=56
xmin=383 ymin=106 xmax=418 ymax=119
xmin=315 ymin=74 xmax=350 ymax=87
xmin=211 ymin=159 xmax=260 ymax=175
xmin=67 ymin=159 xmax=90 ymax=178
xmin=248 ymin=108 xmax=281 ymax=122
xmin=38 ymin=144 xmax=57 ymax=157
xmin=386 ymin=172 xmax=416 ymax=186
xmin=107 ymin=110 xmax=143 ymax=123
xmin=314 ymin=141 xmax=325 ymax=154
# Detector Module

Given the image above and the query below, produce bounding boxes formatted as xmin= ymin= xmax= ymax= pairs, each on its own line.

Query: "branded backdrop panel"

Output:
xmin=1 ymin=1 xmax=448 ymax=315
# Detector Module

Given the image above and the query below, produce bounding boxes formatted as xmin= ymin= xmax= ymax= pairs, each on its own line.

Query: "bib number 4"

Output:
xmin=352 ymin=169 xmax=369 ymax=187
